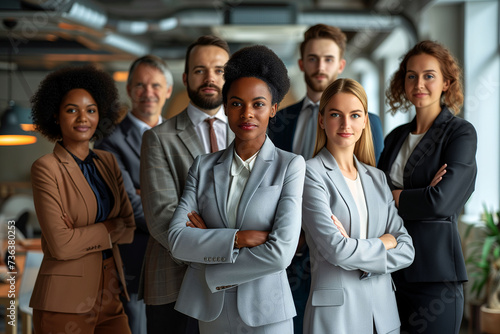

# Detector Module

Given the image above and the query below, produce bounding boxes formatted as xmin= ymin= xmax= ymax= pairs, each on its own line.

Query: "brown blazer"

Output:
xmin=29 ymin=142 xmax=135 ymax=313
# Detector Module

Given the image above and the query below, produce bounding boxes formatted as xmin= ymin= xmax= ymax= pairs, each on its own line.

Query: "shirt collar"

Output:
xmin=128 ymin=112 xmax=163 ymax=133
xmin=302 ymin=96 xmax=319 ymax=112
xmin=187 ymin=102 xmax=227 ymax=126
xmin=61 ymin=143 xmax=99 ymax=165
xmin=231 ymin=149 xmax=259 ymax=176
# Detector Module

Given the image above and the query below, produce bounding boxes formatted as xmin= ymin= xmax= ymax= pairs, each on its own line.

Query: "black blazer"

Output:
xmin=378 ymin=107 xmax=477 ymax=283
xmin=267 ymin=99 xmax=303 ymax=152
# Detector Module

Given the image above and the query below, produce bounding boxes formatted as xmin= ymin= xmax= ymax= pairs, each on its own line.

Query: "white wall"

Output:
xmin=462 ymin=0 xmax=500 ymax=216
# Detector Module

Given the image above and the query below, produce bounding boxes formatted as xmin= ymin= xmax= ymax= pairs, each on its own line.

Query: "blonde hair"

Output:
xmin=313 ymin=78 xmax=376 ymax=167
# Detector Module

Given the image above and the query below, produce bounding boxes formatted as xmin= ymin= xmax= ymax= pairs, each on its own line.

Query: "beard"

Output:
xmin=304 ymin=71 xmax=335 ymax=93
xmin=187 ymin=82 xmax=223 ymax=110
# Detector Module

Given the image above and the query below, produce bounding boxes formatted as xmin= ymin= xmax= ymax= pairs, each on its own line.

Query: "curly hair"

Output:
xmin=31 ymin=65 xmax=120 ymax=142
xmin=386 ymin=40 xmax=463 ymax=115
xmin=222 ymin=45 xmax=290 ymax=106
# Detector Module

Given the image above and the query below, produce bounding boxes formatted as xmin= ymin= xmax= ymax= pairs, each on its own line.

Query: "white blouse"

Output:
xmin=344 ymin=173 xmax=368 ymax=239
xmin=226 ymin=150 xmax=259 ymax=228
xmin=389 ymin=132 xmax=426 ymax=188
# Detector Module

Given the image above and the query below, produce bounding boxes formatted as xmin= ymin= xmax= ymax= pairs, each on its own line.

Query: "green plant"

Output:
xmin=465 ymin=204 xmax=500 ymax=305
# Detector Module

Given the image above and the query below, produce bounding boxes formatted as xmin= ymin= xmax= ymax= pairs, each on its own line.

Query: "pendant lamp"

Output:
xmin=0 ymin=101 xmax=37 ymax=145
xmin=0 ymin=18 xmax=37 ymax=146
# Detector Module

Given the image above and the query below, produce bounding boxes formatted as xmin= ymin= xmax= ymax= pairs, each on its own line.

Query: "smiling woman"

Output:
xmin=57 ymin=88 xmax=100 ymax=158
xmin=378 ymin=40 xmax=477 ymax=334
xmin=28 ymin=65 xmax=135 ymax=333
xmin=302 ymin=78 xmax=414 ymax=334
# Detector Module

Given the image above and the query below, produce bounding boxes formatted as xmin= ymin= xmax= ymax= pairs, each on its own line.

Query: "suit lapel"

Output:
xmin=122 ymin=115 xmax=142 ymax=157
xmin=53 ymin=143 xmax=95 ymax=225
xmin=176 ymin=110 xmax=204 ymax=159
xmin=355 ymin=158 xmax=379 ymax=238
xmin=214 ymin=143 xmax=234 ymax=228
xmin=386 ymin=123 xmax=412 ymax=172
xmin=226 ymin=123 xmax=235 ymax=144
xmin=403 ymin=107 xmax=453 ymax=188
xmin=289 ymin=99 xmax=305 ymax=145
xmin=320 ymin=148 xmax=360 ymax=238
xmin=269 ymin=99 xmax=303 ymax=151
xmin=235 ymin=138 xmax=274 ymax=229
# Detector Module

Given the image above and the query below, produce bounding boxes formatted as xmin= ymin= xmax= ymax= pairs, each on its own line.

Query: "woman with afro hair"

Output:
xmin=167 ymin=45 xmax=306 ymax=333
xmin=29 ymin=65 xmax=135 ymax=333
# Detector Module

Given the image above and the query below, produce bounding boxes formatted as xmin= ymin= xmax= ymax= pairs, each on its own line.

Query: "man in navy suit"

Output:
xmin=268 ymin=24 xmax=384 ymax=334
xmin=95 ymin=55 xmax=173 ymax=334
xmin=268 ymin=24 xmax=384 ymax=161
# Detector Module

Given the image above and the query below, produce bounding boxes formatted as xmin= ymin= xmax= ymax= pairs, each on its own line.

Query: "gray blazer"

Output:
xmin=302 ymin=148 xmax=414 ymax=334
xmin=139 ymin=109 xmax=233 ymax=305
xmin=167 ymin=137 xmax=305 ymax=327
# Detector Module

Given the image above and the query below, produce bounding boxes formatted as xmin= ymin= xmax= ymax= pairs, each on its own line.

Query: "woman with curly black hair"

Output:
xmin=29 ymin=65 xmax=135 ymax=333
xmin=167 ymin=45 xmax=306 ymax=333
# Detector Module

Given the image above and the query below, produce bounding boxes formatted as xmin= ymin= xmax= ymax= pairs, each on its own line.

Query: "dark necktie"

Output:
xmin=205 ymin=118 xmax=219 ymax=153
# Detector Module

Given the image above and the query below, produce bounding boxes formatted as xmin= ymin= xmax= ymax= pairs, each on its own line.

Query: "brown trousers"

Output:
xmin=33 ymin=256 xmax=131 ymax=334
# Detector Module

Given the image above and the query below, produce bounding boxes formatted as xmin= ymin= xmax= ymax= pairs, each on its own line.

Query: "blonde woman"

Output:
xmin=302 ymin=78 xmax=414 ymax=334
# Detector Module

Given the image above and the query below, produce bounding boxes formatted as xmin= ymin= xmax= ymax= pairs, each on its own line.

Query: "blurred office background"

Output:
xmin=0 ymin=0 xmax=498 ymax=331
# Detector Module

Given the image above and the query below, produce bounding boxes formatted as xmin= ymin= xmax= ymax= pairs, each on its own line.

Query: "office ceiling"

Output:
xmin=0 ymin=0 xmax=428 ymax=72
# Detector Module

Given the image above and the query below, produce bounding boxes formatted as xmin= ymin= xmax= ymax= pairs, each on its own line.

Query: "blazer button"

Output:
xmin=217 ymin=257 xmax=221 ymax=262
xmin=222 ymin=257 xmax=226 ymax=262
xmin=216 ymin=287 xmax=221 ymax=290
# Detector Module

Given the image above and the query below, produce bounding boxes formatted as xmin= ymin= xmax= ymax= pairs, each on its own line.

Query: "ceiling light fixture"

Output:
xmin=0 ymin=18 xmax=37 ymax=146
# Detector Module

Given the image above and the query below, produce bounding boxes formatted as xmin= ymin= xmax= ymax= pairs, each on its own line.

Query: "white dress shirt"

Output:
xmin=226 ymin=150 xmax=259 ymax=229
xmin=292 ymin=97 xmax=319 ymax=155
xmin=128 ymin=112 xmax=163 ymax=136
xmin=344 ymin=173 xmax=368 ymax=239
xmin=187 ymin=103 xmax=228 ymax=154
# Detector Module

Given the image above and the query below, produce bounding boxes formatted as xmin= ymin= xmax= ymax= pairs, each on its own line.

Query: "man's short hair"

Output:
xmin=300 ymin=24 xmax=347 ymax=59
xmin=127 ymin=54 xmax=173 ymax=88
xmin=184 ymin=35 xmax=230 ymax=74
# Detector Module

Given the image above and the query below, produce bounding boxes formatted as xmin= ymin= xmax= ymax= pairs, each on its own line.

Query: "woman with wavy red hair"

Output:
xmin=378 ymin=40 xmax=477 ymax=333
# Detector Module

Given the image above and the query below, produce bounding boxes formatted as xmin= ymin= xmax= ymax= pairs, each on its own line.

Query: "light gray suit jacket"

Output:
xmin=139 ymin=109 xmax=234 ymax=305
xmin=302 ymin=148 xmax=414 ymax=334
xmin=167 ymin=137 xmax=306 ymax=327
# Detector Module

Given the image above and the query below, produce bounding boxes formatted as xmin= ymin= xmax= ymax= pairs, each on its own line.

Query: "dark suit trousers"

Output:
xmin=146 ymin=302 xmax=199 ymax=334
xmin=395 ymin=279 xmax=464 ymax=334
xmin=286 ymin=243 xmax=311 ymax=334
xmin=33 ymin=257 xmax=131 ymax=334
